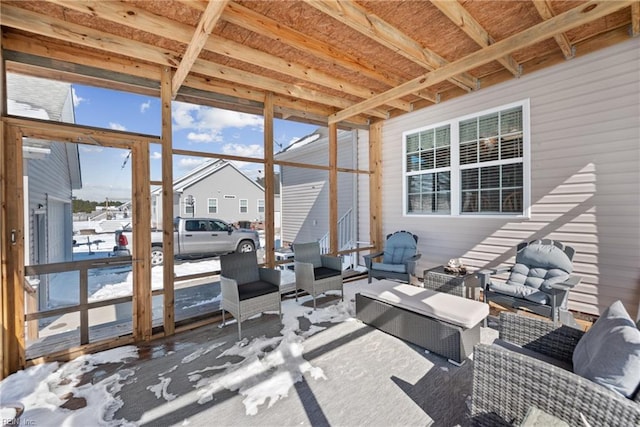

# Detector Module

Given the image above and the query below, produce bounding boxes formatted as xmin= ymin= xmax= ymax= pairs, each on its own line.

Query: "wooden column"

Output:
xmin=161 ymin=66 xmax=175 ymax=335
xmin=264 ymin=93 xmax=275 ymax=267
xmin=329 ymin=122 xmax=338 ymax=255
xmin=369 ymin=121 xmax=383 ymax=251
xmin=3 ymin=124 xmax=25 ymax=377
xmin=132 ymin=142 xmax=152 ymax=341
xmin=0 ymin=26 xmax=6 ymax=379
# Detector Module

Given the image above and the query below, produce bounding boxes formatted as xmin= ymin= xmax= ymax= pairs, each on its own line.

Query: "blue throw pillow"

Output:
xmin=572 ymin=300 xmax=640 ymax=398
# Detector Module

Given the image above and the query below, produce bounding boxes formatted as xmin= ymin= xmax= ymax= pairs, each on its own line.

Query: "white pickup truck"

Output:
xmin=114 ymin=217 xmax=260 ymax=266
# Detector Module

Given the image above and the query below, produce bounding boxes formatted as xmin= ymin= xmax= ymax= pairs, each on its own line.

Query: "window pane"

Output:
xmin=480 ymin=190 xmax=500 ymax=212
xmin=479 ymin=113 xmax=499 ymax=138
xmin=421 ymin=174 xmax=434 ymax=192
xmin=502 ymin=189 xmax=522 ymax=213
xmin=420 ymin=150 xmax=434 ymax=170
xmin=408 ymin=175 xmax=421 ymax=193
xmin=502 ymin=163 xmax=523 ymax=187
xmin=408 ymin=194 xmax=421 ymax=213
xmin=461 ymin=191 xmax=478 ymax=213
xmin=406 ymin=133 xmax=420 ymax=152
xmin=460 ymin=142 xmax=477 ymax=164
xmin=420 ymin=130 xmax=434 ymax=150
xmin=435 ymin=147 xmax=450 ymax=168
xmin=479 ymin=137 xmax=499 ymax=162
xmin=435 ymin=126 xmax=450 ymax=147
xmin=459 ymin=118 xmax=477 ymax=142
xmin=461 ymin=169 xmax=478 ymax=190
xmin=407 ymin=154 xmax=419 ymax=172
xmin=436 ymin=192 xmax=451 ymax=213
xmin=501 ymin=107 xmax=522 ymax=134
xmin=480 ymin=166 xmax=500 ymax=189
xmin=437 ymin=172 xmax=450 ymax=191
xmin=501 ymin=135 xmax=523 ymax=159
xmin=421 ymin=193 xmax=435 ymax=213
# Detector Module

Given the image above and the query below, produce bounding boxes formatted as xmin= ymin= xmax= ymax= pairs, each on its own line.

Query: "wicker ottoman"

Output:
xmin=356 ymin=280 xmax=489 ymax=364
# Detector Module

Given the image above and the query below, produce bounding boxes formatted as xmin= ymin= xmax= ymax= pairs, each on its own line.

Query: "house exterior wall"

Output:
xmin=178 ymin=164 xmax=264 ymax=224
xmin=378 ymin=37 xmax=640 ymax=318
xmin=279 ymin=130 xmax=358 ymax=246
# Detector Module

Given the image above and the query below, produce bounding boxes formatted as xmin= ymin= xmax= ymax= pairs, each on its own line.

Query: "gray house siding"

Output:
xmin=378 ymin=37 xmax=640 ymax=318
xmin=278 ymin=130 xmax=358 ymax=247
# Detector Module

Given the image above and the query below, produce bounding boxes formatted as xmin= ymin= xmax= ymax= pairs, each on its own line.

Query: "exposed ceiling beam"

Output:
xmin=182 ymin=0 xmax=439 ymax=104
xmin=48 ymin=0 xmax=408 ymax=113
xmin=632 ymin=2 xmax=640 ymax=37
xmin=430 ymin=0 xmax=521 ymax=77
xmin=171 ymin=0 xmax=229 ymax=98
xmin=304 ymin=0 xmax=478 ymax=92
xmin=0 ymin=4 xmax=388 ymax=119
xmin=532 ymin=0 xmax=576 ymax=59
xmin=329 ymin=0 xmax=635 ymax=124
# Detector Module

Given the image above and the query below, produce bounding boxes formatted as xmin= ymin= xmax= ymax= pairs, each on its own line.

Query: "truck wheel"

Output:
xmin=151 ymin=247 xmax=164 ymax=266
xmin=236 ymin=240 xmax=255 ymax=253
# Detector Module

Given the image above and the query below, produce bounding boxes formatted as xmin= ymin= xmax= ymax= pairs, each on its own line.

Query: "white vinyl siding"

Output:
xmin=380 ymin=38 xmax=640 ymax=318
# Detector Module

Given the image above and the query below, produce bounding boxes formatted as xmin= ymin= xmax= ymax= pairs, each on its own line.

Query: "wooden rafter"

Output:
xmin=0 ymin=4 xmax=388 ymax=119
xmin=430 ymin=0 xmax=521 ymax=77
xmin=329 ymin=0 xmax=635 ymax=123
xmin=532 ymin=0 xmax=576 ymax=59
xmin=182 ymin=0 xmax=439 ymax=104
xmin=304 ymin=0 xmax=478 ymax=92
xmin=47 ymin=0 xmax=403 ymax=114
xmin=171 ymin=0 xmax=229 ymax=97
xmin=632 ymin=2 xmax=640 ymax=37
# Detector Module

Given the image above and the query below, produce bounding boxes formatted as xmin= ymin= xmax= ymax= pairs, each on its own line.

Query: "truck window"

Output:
xmin=210 ymin=220 xmax=227 ymax=232
xmin=185 ymin=220 xmax=199 ymax=232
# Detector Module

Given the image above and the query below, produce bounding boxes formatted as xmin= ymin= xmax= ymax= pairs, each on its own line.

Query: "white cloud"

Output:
xmin=72 ymin=88 xmax=86 ymax=107
xmin=178 ymin=157 xmax=206 ymax=170
xmin=223 ymin=143 xmax=263 ymax=158
xmin=187 ymin=132 xmax=218 ymax=143
xmin=79 ymin=146 xmax=103 ymax=153
xmin=109 ymin=122 xmax=126 ymax=131
xmin=150 ymin=151 xmax=162 ymax=160
xmin=172 ymin=102 xmax=263 ymax=142
xmin=140 ymin=100 xmax=151 ymax=113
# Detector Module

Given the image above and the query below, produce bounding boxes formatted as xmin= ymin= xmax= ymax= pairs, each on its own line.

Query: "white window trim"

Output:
xmin=184 ymin=197 xmax=196 ymax=216
xmin=239 ymin=198 xmax=248 ymax=214
xmin=257 ymin=199 xmax=265 ymax=214
xmin=208 ymin=197 xmax=218 ymax=214
xmin=402 ymin=99 xmax=531 ymax=218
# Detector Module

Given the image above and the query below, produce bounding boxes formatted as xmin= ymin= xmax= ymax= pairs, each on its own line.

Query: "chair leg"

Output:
xmin=221 ymin=309 xmax=226 ymax=326
xmin=237 ymin=320 xmax=242 ymax=341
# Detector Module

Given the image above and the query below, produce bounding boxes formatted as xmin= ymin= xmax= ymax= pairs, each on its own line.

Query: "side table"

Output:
xmin=423 ymin=266 xmax=474 ymax=299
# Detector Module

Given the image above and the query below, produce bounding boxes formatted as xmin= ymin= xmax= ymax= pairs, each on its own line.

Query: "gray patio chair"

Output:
xmin=471 ymin=311 xmax=640 ymax=426
xmin=476 ymin=239 xmax=581 ymax=325
xmin=293 ymin=241 xmax=343 ymax=309
xmin=219 ymin=251 xmax=281 ymax=340
xmin=363 ymin=231 xmax=421 ymax=284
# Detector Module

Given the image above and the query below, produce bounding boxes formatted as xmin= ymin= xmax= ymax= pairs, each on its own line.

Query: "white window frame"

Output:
xmin=208 ymin=198 xmax=218 ymax=214
xmin=239 ymin=198 xmax=248 ymax=214
xmin=257 ymin=199 xmax=265 ymax=214
xmin=184 ymin=197 xmax=195 ymax=216
xmin=403 ymin=99 xmax=531 ymax=218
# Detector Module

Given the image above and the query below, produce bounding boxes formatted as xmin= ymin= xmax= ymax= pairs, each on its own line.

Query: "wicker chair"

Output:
xmin=363 ymin=231 xmax=421 ymax=284
xmin=476 ymin=239 xmax=581 ymax=325
xmin=471 ymin=312 xmax=640 ymax=426
xmin=293 ymin=241 xmax=343 ymax=309
xmin=219 ymin=252 xmax=281 ymax=340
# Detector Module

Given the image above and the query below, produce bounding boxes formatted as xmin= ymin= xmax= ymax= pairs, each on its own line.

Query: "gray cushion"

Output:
xmin=372 ymin=262 xmax=407 ymax=274
xmin=489 ymin=282 xmax=549 ymax=305
xmin=516 ymin=243 xmax=574 ymax=273
xmin=572 ymin=300 xmax=640 ymax=398
xmin=382 ymin=232 xmax=417 ymax=264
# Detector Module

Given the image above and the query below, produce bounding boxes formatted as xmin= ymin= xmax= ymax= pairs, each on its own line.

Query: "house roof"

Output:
xmin=1 ymin=1 xmax=635 ymax=128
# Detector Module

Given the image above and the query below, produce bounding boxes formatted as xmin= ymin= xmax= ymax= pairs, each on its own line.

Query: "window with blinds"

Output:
xmin=403 ymin=101 xmax=528 ymax=216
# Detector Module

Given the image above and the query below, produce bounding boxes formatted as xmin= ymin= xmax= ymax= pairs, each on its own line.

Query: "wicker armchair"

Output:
xmin=219 ymin=252 xmax=281 ymax=340
xmin=293 ymin=241 xmax=343 ymax=309
xmin=471 ymin=312 xmax=640 ymax=426
xmin=363 ymin=231 xmax=421 ymax=284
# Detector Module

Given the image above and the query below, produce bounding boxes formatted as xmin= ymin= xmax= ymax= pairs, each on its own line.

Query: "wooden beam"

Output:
xmin=632 ymin=2 xmax=640 ymax=37
xmin=264 ymin=93 xmax=276 ymax=268
xmin=50 ymin=0 xmax=408 ymax=112
xmin=304 ymin=0 xmax=478 ymax=92
xmin=369 ymin=121 xmax=383 ymax=252
xmin=0 ymin=5 xmax=387 ymax=119
xmin=161 ymin=66 xmax=176 ymax=336
xmin=430 ymin=0 xmax=521 ymax=77
xmin=171 ymin=0 xmax=229 ymax=97
xmin=329 ymin=0 xmax=634 ymax=124
xmin=532 ymin=0 xmax=576 ymax=59
xmin=329 ymin=123 xmax=338 ymax=255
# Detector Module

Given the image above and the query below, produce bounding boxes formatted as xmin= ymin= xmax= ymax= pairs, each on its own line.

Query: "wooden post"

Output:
xmin=161 ymin=66 xmax=175 ymax=335
xmin=264 ymin=93 xmax=275 ymax=267
xmin=329 ymin=122 xmax=338 ymax=255
xmin=0 ymin=26 xmax=6 ymax=379
xmin=132 ymin=142 xmax=152 ymax=341
xmin=369 ymin=121 xmax=383 ymax=251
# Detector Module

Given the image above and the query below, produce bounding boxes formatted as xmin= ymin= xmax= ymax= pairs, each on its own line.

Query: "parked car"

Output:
xmin=114 ymin=217 xmax=260 ymax=266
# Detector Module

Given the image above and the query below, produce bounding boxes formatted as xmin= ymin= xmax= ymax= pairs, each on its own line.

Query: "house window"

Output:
xmin=184 ymin=196 xmax=195 ymax=216
xmin=257 ymin=199 xmax=265 ymax=214
xmin=208 ymin=198 xmax=218 ymax=214
xmin=239 ymin=199 xmax=248 ymax=214
xmin=404 ymin=100 xmax=529 ymax=216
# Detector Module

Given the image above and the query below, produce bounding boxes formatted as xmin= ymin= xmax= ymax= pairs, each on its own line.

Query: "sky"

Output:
xmin=71 ymin=84 xmax=320 ymax=202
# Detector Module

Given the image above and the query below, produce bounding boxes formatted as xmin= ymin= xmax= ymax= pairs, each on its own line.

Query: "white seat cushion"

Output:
xmin=359 ymin=280 xmax=489 ymax=329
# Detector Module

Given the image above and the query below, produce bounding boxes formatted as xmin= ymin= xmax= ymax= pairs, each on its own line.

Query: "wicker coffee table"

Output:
xmin=423 ymin=265 xmax=474 ymax=298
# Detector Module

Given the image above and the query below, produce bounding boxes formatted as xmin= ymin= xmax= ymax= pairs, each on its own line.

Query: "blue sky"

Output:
xmin=71 ymin=84 xmax=319 ymax=202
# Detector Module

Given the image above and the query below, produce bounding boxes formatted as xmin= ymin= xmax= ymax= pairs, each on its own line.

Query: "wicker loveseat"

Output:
xmin=471 ymin=310 xmax=640 ymax=426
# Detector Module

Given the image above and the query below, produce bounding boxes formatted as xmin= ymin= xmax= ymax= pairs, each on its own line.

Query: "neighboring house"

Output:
xmin=151 ymin=159 xmax=265 ymax=227
xmin=276 ymin=127 xmax=364 ymax=252
xmin=7 ymin=73 xmax=81 ymax=305
xmin=378 ymin=38 xmax=640 ymax=317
